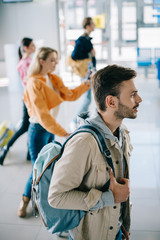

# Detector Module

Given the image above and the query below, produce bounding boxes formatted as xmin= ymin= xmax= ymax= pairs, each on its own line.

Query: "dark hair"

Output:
xmin=92 ymin=64 xmax=137 ymax=111
xmin=82 ymin=17 xmax=93 ymax=29
xmin=18 ymin=37 xmax=33 ymax=59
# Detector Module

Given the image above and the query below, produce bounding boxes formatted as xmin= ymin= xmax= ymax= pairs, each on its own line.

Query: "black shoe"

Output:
xmin=0 ymin=146 xmax=8 ymax=165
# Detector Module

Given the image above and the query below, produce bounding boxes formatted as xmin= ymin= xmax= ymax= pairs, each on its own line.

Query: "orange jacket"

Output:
xmin=23 ymin=73 xmax=90 ymax=136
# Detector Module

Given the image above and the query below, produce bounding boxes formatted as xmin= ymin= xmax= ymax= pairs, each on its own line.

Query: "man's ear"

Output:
xmin=106 ymin=95 xmax=118 ymax=109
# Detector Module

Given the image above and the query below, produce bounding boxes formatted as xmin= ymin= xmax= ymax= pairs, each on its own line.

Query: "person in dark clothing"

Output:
xmin=70 ymin=17 xmax=96 ymax=131
xmin=71 ymin=17 xmax=96 ymax=68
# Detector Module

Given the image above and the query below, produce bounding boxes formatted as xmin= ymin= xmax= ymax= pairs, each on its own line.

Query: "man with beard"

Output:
xmin=48 ymin=64 xmax=142 ymax=240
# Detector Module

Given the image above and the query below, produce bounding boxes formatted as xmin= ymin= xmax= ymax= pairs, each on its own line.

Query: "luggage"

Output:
xmin=0 ymin=121 xmax=15 ymax=147
xmin=32 ymin=124 xmax=115 ymax=234
xmin=66 ymin=56 xmax=91 ymax=78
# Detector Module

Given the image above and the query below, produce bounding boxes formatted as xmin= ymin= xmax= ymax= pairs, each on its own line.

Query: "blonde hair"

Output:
xmin=27 ymin=47 xmax=58 ymax=77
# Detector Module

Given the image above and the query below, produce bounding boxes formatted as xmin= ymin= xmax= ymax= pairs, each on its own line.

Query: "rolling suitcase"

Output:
xmin=0 ymin=121 xmax=15 ymax=147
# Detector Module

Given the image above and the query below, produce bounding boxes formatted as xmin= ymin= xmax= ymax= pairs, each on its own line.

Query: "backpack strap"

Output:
xmin=61 ymin=124 xmax=115 ymax=192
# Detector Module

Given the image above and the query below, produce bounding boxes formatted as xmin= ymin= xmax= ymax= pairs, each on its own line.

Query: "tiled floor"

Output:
xmin=0 ymin=72 xmax=160 ymax=240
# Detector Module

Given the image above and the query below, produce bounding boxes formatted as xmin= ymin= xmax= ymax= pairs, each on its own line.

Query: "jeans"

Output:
xmin=73 ymin=80 xmax=91 ymax=124
xmin=69 ymin=228 xmax=122 ymax=240
xmin=23 ymin=123 xmax=55 ymax=198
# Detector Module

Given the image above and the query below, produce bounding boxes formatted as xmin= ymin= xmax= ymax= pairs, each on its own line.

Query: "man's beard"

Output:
xmin=114 ymin=101 xmax=139 ymax=120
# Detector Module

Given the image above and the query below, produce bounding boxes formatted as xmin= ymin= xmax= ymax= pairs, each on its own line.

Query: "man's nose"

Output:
xmin=137 ymin=94 xmax=142 ymax=103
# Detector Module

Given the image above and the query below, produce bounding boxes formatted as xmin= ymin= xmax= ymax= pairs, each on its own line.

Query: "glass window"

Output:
xmin=144 ymin=6 xmax=159 ymax=24
xmin=122 ymin=2 xmax=137 ymax=41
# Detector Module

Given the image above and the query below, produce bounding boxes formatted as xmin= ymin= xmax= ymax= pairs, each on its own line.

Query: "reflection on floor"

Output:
xmin=0 ymin=74 xmax=160 ymax=240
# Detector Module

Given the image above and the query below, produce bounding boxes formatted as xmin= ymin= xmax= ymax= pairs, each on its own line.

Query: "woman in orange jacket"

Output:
xmin=17 ymin=47 xmax=90 ymax=217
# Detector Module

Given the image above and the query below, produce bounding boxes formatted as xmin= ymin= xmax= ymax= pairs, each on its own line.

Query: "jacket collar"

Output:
xmin=82 ymin=32 xmax=92 ymax=40
xmin=30 ymin=74 xmax=46 ymax=82
xmin=30 ymin=73 xmax=55 ymax=83
xmin=77 ymin=110 xmax=126 ymax=146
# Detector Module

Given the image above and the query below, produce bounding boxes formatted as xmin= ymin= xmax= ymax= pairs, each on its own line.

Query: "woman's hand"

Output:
xmin=84 ymin=80 xmax=91 ymax=86
xmin=84 ymin=73 xmax=93 ymax=86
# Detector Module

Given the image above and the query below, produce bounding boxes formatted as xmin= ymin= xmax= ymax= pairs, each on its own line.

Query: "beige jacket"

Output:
xmin=48 ymin=112 xmax=133 ymax=240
